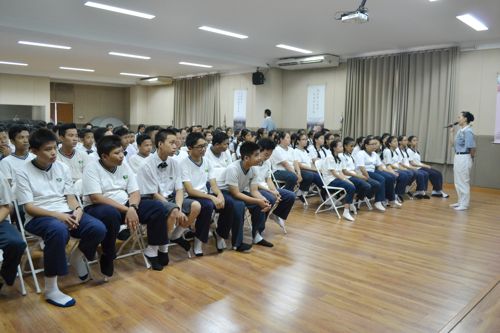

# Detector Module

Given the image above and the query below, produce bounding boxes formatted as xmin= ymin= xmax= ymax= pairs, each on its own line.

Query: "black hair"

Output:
xmin=256 ymin=128 xmax=266 ymax=141
xmin=461 ymin=111 xmax=475 ymax=123
xmin=258 ymin=137 xmax=276 ymax=151
xmin=381 ymin=133 xmax=391 ymax=143
xmin=79 ymin=128 xmax=93 ymax=139
xmin=145 ymin=125 xmax=161 ymax=136
xmin=355 ymin=136 xmax=365 ymax=147
xmin=155 ymin=129 xmax=177 ymax=148
xmin=136 ymin=134 xmax=152 ymax=146
xmin=293 ymin=133 xmax=308 ymax=152
xmin=0 ymin=125 xmax=6 ymax=133
xmin=106 ymin=123 xmax=113 ymax=128
xmin=137 ymin=124 xmax=145 ymax=131
xmin=312 ymin=132 xmax=325 ymax=158
xmin=58 ymin=123 xmax=77 ymax=137
xmin=330 ymin=139 xmax=343 ymax=163
xmin=361 ymin=135 xmax=375 ymax=151
xmin=185 ymin=132 xmax=205 ymax=148
xmin=8 ymin=125 xmax=29 ymax=140
xmin=264 ymin=109 xmax=271 ymax=117
xmin=397 ymin=135 xmax=407 ymax=144
xmin=407 ymin=135 xmax=420 ymax=154
xmin=240 ymin=141 xmax=260 ymax=159
xmin=93 ymin=127 xmax=109 ymax=144
xmin=385 ymin=136 xmax=397 ymax=149
xmin=97 ymin=135 xmax=122 ymax=158
xmin=343 ymin=136 xmax=355 ymax=147
xmin=240 ymin=128 xmax=251 ymax=141
xmin=324 ymin=133 xmax=334 ymax=143
xmin=113 ymin=126 xmax=129 ymax=137
xmin=397 ymin=135 xmax=410 ymax=158
xmin=29 ymin=128 xmax=58 ymax=150
xmin=268 ymin=129 xmax=277 ymax=139
xmin=275 ymin=131 xmax=289 ymax=145
xmin=212 ymin=131 xmax=229 ymax=145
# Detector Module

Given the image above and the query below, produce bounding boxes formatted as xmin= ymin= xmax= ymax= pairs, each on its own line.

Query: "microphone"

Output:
xmin=444 ymin=122 xmax=458 ymax=128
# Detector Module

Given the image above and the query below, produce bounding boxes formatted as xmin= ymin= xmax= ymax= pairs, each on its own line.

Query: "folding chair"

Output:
xmin=0 ymin=236 xmax=27 ymax=296
xmin=270 ymin=167 xmax=309 ymax=206
xmin=313 ymin=159 xmax=346 ymax=219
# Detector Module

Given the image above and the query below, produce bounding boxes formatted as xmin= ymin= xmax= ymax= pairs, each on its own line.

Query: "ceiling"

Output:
xmin=0 ymin=0 xmax=499 ymax=86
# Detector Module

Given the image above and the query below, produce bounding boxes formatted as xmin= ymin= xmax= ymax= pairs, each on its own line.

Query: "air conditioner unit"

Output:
xmin=138 ymin=76 xmax=173 ymax=86
xmin=274 ymin=54 xmax=339 ymax=70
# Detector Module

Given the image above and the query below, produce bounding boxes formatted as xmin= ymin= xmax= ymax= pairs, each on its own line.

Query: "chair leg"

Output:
xmin=24 ymin=247 xmax=41 ymax=294
xmin=17 ymin=265 xmax=27 ymax=296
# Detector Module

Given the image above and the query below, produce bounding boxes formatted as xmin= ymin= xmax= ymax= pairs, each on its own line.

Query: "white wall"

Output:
xmin=129 ymin=85 xmax=174 ymax=128
xmin=73 ymin=84 xmax=129 ymax=124
xmin=456 ymin=48 xmax=500 ymax=136
xmin=0 ymin=73 xmax=50 ymax=121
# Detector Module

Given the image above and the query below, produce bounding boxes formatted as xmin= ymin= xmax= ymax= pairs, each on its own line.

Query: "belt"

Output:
xmin=456 ymin=152 xmax=469 ymax=155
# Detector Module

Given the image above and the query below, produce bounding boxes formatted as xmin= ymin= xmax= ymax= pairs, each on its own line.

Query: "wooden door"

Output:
xmin=50 ymin=103 xmax=74 ymax=123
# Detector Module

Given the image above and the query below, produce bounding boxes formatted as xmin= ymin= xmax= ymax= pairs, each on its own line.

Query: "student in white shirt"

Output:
xmin=181 ymin=132 xmax=243 ymax=255
xmin=293 ymin=133 xmax=324 ymax=194
xmin=144 ymin=125 xmax=161 ymax=154
xmin=321 ymin=140 xmax=357 ymax=221
xmin=235 ymin=128 xmax=254 ymax=159
xmin=171 ymin=128 xmax=189 ymax=161
xmin=220 ymin=142 xmax=274 ymax=248
xmin=309 ymin=132 xmax=329 ymax=162
xmin=0 ymin=173 xmax=26 ymax=291
xmin=204 ymin=131 xmax=233 ymax=187
xmin=113 ymin=126 xmax=131 ymax=159
xmin=396 ymin=135 xmax=430 ymax=199
xmin=0 ymin=125 xmax=35 ymax=185
xmin=255 ymin=138 xmax=295 ymax=232
xmin=355 ymin=136 xmax=400 ymax=210
xmin=271 ymin=132 xmax=303 ymax=194
xmin=382 ymin=136 xmax=414 ymax=201
xmin=137 ymin=129 xmax=200 ymax=253
xmin=83 ymin=135 xmax=170 ymax=273
xmin=56 ymin=123 xmax=90 ymax=182
xmin=16 ymin=129 xmax=106 ymax=307
xmin=0 ymin=126 xmax=12 ymax=162
xmin=352 ymin=136 xmax=365 ymax=158
xmin=77 ymin=128 xmax=97 ymax=156
xmin=129 ymin=134 xmax=153 ymax=174
xmin=125 ymin=131 xmax=138 ymax=161
xmin=408 ymin=135 xmax=448 ymax=198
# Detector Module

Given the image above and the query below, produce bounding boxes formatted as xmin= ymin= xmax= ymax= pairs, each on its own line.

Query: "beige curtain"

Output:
xmin=173 ymin=74 xmax=220 ymax=127
xmin=343 ymin=47 xmax=458 ymax=163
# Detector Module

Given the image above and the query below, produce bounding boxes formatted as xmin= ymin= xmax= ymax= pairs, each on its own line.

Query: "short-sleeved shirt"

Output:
xmin=57 ymin=148 xmax=90 ymax=182
xmin=138 ymin=154 xmax=182 ymax=198
xmin=252 ymin=159 xmax=272 ymax=189
xmin=82 ymin=160 xmax=138 ymax=207
xmin=407 ymin=148 xmax=422 ymax=166
xmin=204 ymin=147 xmax=233 ymax=188
xmin=382 ymin=148 xmax=402 ymax=167
xmin=180 ymin=157 xmax=214 ymax=194
xmin=0 ymin=173 xmax=12 ymax=210
xmin=219 ymin=160 xmax=258 ymax=192
xmin=129 ymin=153 xmax=149 ymax=174
xmin=308 ymin=146 xmax=329 ymax=160
xmin=321 ymin=155 xmax=348 ymax=185
xmin=395 ymin=147 xmax=411 ymax=167
xmin=171 ymin=149 xmax=188 ymax=162
xmin=270 ymin=145 xmax=296 ymax=171
xmin=294 ymin=148 xmax=313 ymax=167
xmin=261 ymin=117 xmax=276 ymax=131
xmin=15 ymin=160 xmax=73 ymax=223
xmin=355 ymin=150 xmax=382 ymax=173
xmin=0 ymin=152 xmax=35 ymax=183
xmin=339 ymin=152 xmax=356 ymax=172
xmin=454 ymin=125 xmax=476 ymax=153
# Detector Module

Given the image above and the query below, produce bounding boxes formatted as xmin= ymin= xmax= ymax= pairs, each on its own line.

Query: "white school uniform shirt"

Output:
xmin=339 ymin=152 xmax=356 ymax=173
xmin=308 ymin=146 xmax=329 ymax=160
xmin=0 ymin=174 xmax=12 ymax=218
xmin=395 ymin=147 xmax=411 ymax=167
xmin=137 ymin=154 xmax=182 ymax=198
xmin=219 ymin=160 xmax=258 ymax=193
xmin=294 ymin=148 xmax=313 ymax=167
xmin=128 ymin=153 xmax=149 ymax=174
xmin=57 ymin=148 xmax=90 ymax=182
xmin=252 ymin=159 xmax=272 ymax=189
xmin=82 ymin=160 xmax=139 ymax=207
xmin=171 ymin=149 xmax=188 ymax=162
xmin=407 ymin=148 xmax=422 ymax=166
xmin=352 ymin=145 xmax=361 ymax=158
xmin=270 ymin=145 xmax=296 ymax=172
xmin=15 ymin=160 xmax=73 ymax=223
xmin=180 ymin=157 xmax=214 ymax=194
xmin=0 ymin=152 xmax=35 ymax=183
xmin=382 ymin=148 xmax=402 ymax=167
xmin=204 ymin=147 xmax=233 ymax=188
xmin=125 ymin=144 xmax=138 ymax=161
xmin=321 ymin=155 xmax=348 ymax=185
xmin=355 ymin=150 xmax=382 ymax=173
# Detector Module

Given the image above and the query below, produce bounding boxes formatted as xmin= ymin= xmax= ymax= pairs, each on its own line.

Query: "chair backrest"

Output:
xmin=314 ymin=159 xmax=329 ymax=190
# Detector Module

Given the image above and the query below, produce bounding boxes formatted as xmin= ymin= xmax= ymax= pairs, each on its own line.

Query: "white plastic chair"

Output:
xmin=313 ymin=159 xmax=346 ymax=219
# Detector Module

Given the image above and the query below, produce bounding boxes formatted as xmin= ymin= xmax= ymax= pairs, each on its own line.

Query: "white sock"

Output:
xmin=158 ymin=245 xmax=169 ymax=253
xmin=44 ymin=276 xmax=74 ymax=306
xmin=296 ymin=189 xmax=303 ymax=197
xmin=432 ymin=190 xmax=440 ymax=195
xmin=70 ymin=248 xmax=88 ymax=280
xmin=194 ymin=237 xmax=203 ymax=254
xmin=144 ymin=245 xmax=158 ymax=257
xmin=253 ymin=232 xmax=263 ymax=244
xmin=171 ymin=226 xmax=186 ymax=240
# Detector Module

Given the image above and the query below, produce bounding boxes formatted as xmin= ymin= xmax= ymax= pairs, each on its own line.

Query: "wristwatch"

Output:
xmin=130 ymin=204 xmax=139 ymax=211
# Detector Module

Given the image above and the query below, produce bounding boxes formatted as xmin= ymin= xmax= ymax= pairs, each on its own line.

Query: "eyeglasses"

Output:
xmin=193 ymin=144 xmax=208 ymax=149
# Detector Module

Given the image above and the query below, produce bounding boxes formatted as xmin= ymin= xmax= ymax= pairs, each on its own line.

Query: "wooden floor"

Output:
xmin=1 ymin=185 xmax=500 ymax=333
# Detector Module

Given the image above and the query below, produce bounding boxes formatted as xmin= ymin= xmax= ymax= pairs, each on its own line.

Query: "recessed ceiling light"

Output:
xmin=0 ymin=61 xmax=28 ymax=66
xmin=84 ymin=1 xmax=155 ymax=19
xmin=120 ymin=72 xmax=149 ymax=77
xmin=179 ymin=62 xmax=213 ymax=68
xmin=146 ymin=77 xmax=158 ymax=82
xmin=109 ymin=52 xmax=151 ymax=60
xmin=59 ymin=66 xmax=95 ymax=72
xmin=198 ymin=26 xmax=248 ymax=39
xmin=456 ymin=14 xmax=488 ymax=31
xmin=18 ymin=40 xmax=71 ymax=50
xmin=276 ymin=44 xmax=313 ymax=54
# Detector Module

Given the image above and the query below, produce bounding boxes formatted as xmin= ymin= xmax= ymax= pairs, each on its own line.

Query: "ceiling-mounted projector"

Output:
xmin=335 ymin=0 xmax=369 ymax=23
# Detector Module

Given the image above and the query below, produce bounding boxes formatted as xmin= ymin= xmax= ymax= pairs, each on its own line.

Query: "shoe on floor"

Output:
xmin=145 ymin=255 xmax=163 ymax=271
xmin=213 ymin=230 xmax=226 ymax=253
xmin=374 ymin=202 xmax=386 ymax=212
xmin=234 ymin=243 xmax=252 ymax=252
xmin=171 ymin=237 xmax=191 ymax=251
xmin=454 ymin=206 xmax=469 ymax=211
xmin=255 ymin=239 xmax=274 ymax=247
xmin=193 ymin=237 xmax=203 ymax=257
xmin=117 ymin=226 xmax=130 ymax=241
xmin=343 ymin=210 xmax=355 ymax=222
xmin=99 ymin=255 xmax=114 ymax=278
xmin=158 ymin=251 xmax=169 ymax=266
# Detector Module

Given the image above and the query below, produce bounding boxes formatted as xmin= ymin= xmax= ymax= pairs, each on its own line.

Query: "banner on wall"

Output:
xmin=233 ymin=89 xmax=247 ymax=130
xmin=495 ymin=74 xmax=500 ymax=143
xmin=307 ymin=85 xmax=326 ymax=131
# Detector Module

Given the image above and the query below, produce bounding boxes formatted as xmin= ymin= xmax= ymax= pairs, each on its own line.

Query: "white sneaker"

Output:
xmin=441 ymin=191 xmax=449 ymax=198
xmin=454 ymin=206 xmax=468 ymax=211
xmin=270 ymin=213 xmax=287 ymax=234
xmin=450 ymin=202 xmax=460 ymax=208
xmin=343 ymin=210 xmax=355 ymax=222
xmin=374 ymin=202 xmax=386 ymax=212
xmin=350 ymin=205 xmax=357 ymax=215
xmin=389 ymin=200 xmax=402 ymax=208
xmin=193 ymin=238 xmax=203 ymax=257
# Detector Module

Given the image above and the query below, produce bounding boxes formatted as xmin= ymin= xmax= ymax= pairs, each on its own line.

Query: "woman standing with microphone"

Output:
xmin=449 ymin=111 xmax=476 ymax=211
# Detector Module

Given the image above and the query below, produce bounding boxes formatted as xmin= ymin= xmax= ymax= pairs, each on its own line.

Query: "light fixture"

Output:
xmin=120 ymin=72 xmax=149 ymax=77
xmin=301 ymin=55 xmax=325 ymax=63
xmin=456 ymin=14 xmax=488 ymax=31
xmin=146 ymin=77 xmax=158 ymax=82
xmin=276 ymin=44 xmax=313 ymax=54
xmin=109 ymin=52 xmax=150 ymax=60
xmin=198 ymin=26 xmax=248 ymax=39
xmin=179 ymin=62 xmax=213 ymax=68
xmin=84 ymin=1 xmax=155 ymax=19
xmin=18 ymin=40 xmax=71 ymax=50
xmin=59 ymin=66 xmax=95 ymax=72
xmin=0 ymin=61 xmax=28 ymax=66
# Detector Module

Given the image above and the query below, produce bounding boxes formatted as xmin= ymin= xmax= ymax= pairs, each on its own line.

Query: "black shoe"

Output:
xmin=234 ymin=243 xmax=252 ymax=252
xmin=213 ymin=231 xmax=225 ymax=253
xmin=184 ymin=230 xmax=195 ymax=241
xmin=414 ymin=194 xmax=424 ymax=199
xmin=431 ymin=193 xmax=443 ymax=197
xmin=298 ymin=195 xmax=306 ymax=203
xmin=397 ymin=194 xmax=405 ymax=202
xmin=145 ymin=255 xmax=164 ymax=271
xmin=422 ymin=194 xmax=431 ymax=199
xmin=117 ymin=228 xmax=130 ymax=241
xmin=100 ymin=255 xmax=114 ymax=277
xmin=256 ymin=239 xmax=274 ymax=247
xmin=158 ymin=251 xmax=169 ymax=266
xmin=171 ymin=237 xmax=191 ymax=251
xmin=406 ymin=191 xmax=414 ymax=197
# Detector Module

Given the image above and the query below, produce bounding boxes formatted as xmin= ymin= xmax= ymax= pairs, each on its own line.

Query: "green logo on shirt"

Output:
xmin=123 ymin=175 xmax=128 ymax=180
xmin=56 ymin=178 xmax=62 ymax=182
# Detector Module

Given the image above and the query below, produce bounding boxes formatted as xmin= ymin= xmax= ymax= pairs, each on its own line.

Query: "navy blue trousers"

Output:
xmin=370 ymin=170 xmax=396 ymax=201
xmin=259 ymin=188 xmax=295 ymax=220
xmin=421 ymin=167 xmax=443 ymax=191
xmin=0 ymin=221 xmax=26 ymax=285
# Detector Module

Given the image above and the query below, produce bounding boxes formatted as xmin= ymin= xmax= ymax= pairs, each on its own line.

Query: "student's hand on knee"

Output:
xmin=125 ymin=208 xmax=139 ymax=231
xmin=176 ymin=212 xmax=189 ymax=228
xmin=56 ymin=213 xmax=78 ymax=230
